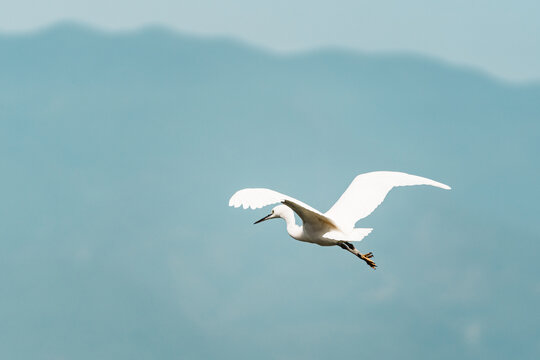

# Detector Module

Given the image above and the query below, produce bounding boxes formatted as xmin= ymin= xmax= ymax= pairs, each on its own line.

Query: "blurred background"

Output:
xmin=1 ymin=2 xmax=539 ymax=359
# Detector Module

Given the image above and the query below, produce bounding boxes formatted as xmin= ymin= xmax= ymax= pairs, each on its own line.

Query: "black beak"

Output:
xmin=254 ymin=213 xmax=272 ymax=224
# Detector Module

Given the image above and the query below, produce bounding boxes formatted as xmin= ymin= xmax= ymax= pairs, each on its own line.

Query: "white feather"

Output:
xmin=325 ymin=171 xmax=451 ymax=230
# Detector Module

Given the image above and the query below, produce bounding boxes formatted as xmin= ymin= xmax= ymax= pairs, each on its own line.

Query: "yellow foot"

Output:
xmin=359 ymin=253 xmax=377 ymax=269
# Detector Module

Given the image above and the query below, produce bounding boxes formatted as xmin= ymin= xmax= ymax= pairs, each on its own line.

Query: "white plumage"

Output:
xmin=229 ymin=171 xmax=450 ymax=269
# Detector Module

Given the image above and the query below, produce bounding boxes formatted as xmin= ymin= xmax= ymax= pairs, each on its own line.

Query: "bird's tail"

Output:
xmin=349 ymin=228 xmax=373 ymax=241
xmin=323 ymin=228 xmax=372 ymax=242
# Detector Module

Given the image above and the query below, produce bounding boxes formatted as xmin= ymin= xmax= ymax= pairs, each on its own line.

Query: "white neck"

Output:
xmin=280 ymin=208 xmax=303 ymax=240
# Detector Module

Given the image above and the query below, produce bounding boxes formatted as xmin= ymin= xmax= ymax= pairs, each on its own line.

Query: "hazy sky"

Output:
xmin=1 ymin=0 xmax=539 ymax=82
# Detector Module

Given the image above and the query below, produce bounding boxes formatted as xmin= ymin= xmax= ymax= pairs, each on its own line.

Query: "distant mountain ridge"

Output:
xmin=2 ymin=22 xmax=538 ymax=86
xmin=4 ymin=22 xmax=540 ymax=87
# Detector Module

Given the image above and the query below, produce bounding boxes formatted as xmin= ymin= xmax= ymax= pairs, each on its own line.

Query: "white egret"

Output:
xmin=229 ymin=171 xmax=450 ymax=269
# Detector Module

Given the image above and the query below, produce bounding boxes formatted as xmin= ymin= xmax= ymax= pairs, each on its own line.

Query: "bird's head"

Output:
xmin=254 ymin=204 xmax=289 ymax=224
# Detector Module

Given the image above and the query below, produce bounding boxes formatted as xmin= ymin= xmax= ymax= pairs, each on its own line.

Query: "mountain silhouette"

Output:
xmin=1 ymin=23 xmax=538 ymax=359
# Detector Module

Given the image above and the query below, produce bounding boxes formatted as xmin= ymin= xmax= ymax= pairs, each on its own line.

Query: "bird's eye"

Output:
xmin=272 ymin=210 xmax=274 ymax=214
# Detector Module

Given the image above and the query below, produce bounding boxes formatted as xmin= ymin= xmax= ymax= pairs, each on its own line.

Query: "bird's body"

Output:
xmin=229 ymin=171 xmax=450 ymax=269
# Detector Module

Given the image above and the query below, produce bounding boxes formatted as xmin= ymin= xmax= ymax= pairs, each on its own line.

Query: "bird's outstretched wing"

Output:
xmin=325 ymin=171 xmax=451 ymax=230
xmin=229 ymin=188 xmax=338 ymax=230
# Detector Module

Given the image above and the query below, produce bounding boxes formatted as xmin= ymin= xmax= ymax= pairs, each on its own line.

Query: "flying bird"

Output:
xmin=229 ymin=171 xmax=450 ymax=269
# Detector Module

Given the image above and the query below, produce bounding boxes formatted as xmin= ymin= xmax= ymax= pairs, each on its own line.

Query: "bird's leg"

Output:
xmin=337 ymin=241 xmax=377 ymax=269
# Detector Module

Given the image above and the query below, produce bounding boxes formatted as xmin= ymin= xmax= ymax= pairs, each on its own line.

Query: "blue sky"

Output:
xmin=1 ymin=0 xmax=539 ymax=82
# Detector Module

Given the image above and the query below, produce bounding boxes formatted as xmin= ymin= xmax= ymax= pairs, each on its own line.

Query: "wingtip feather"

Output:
xmin=434 ymin=182 xmax=451 ymax=190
